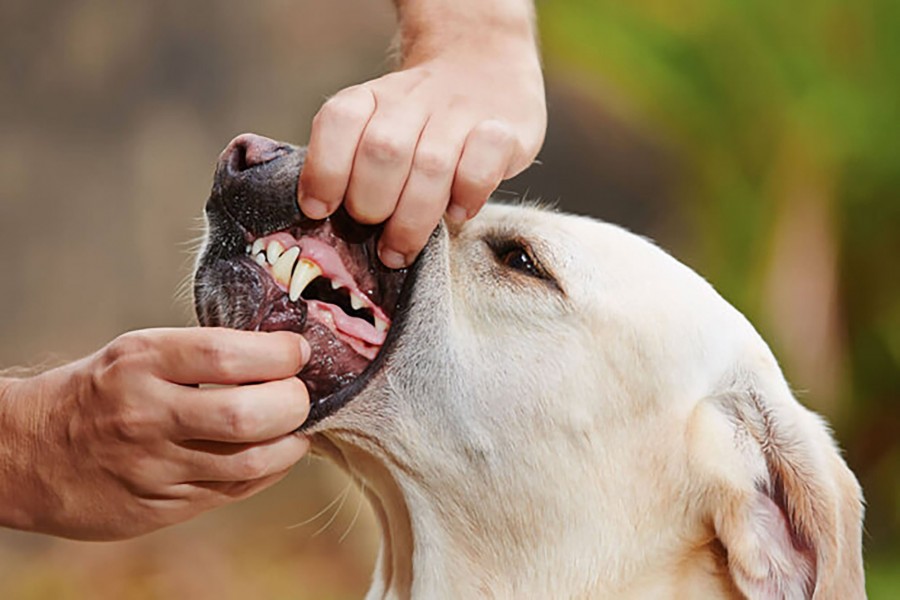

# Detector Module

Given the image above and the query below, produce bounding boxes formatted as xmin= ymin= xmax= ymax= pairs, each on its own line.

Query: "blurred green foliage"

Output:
xmin=538 ymin=0 xmax=900 ymax=593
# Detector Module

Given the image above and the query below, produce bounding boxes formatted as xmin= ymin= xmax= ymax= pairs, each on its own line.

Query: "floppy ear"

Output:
xmin=688 ymin=371 xmax=864 ymax=600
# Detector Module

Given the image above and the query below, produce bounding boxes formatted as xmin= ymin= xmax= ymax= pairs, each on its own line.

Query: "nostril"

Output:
xmin=222 ymin=133 xmax=291 ymax=174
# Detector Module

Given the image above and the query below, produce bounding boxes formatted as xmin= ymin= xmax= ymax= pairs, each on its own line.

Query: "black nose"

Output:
xmin=218 ymin=133 xmax=292 ymax=175
xmin=207 ymin=134 xmax=304 ymax=239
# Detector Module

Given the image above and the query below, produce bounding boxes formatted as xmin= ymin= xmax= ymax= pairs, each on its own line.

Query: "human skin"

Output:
xmin=299 ymin=0 xmax=546 ymax=269
xmin=0 ymin=328 xmax=311 ymax=540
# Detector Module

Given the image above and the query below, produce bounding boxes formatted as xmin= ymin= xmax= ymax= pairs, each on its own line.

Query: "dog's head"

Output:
xmin=194 ymin=135 xmax=864 ymax=598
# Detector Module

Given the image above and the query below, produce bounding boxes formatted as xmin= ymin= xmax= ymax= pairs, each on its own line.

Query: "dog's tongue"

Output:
xmin=307 ymin=301 xmax=385 ymax=349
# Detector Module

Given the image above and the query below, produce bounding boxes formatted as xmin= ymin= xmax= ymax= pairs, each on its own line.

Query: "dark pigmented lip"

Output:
xmin=194 ymin=134 xmax=415 ymax=427
xmin=301 ymin=248 xmax=422 ymax=428
xmin=197 ymin=212 xmax=417 ymax=428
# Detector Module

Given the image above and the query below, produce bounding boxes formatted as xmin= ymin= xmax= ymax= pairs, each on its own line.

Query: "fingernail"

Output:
xmin=298 ymin=336 xmax=311 ymax=364
xmin=379 ymin=248 xmax=408 ymax=270
xmin=300 ymin=197 xmax=328 ymax=220
xmin=446 ymin=203 xmax=468 ymax=224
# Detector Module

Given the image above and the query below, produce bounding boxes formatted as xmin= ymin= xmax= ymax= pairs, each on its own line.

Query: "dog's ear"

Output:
xmin=687 ymin=371 xmax=864 ymax=599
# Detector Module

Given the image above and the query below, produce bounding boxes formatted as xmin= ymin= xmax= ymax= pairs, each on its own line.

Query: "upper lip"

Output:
xmin=196 ymin=134 xmax=420 ymax=427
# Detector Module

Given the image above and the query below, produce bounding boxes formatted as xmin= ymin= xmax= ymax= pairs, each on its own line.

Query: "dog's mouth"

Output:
xmin=193 ymin=134 xmax=411 ymax=425
xmin=245 ymin=227 xmax=390 ymax=358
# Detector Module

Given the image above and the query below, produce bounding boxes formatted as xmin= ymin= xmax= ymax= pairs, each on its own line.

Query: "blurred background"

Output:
xmin=1 ymin=0 xmax=897 ymax=597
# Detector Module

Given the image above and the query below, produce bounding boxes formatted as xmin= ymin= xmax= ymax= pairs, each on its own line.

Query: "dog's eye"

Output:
xmin=499 ymin=246 xmax=541 ymax=277
xmin=486 ymin=236 xmax=562 ymax=292
xmin=490 ymin=240 xmax=545 ymax=280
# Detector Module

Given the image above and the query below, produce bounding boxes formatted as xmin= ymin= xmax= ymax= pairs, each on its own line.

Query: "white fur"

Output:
xmin=308 ymin=204 xmax=864 ymax=599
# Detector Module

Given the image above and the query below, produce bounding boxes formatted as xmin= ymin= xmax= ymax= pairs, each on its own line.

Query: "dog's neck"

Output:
xmin=325 ymin=433 xmax=740 ymax=599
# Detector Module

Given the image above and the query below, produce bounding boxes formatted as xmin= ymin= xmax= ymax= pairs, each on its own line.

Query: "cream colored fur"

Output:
xmin=307 ymin=204 xmax=864 ymax=600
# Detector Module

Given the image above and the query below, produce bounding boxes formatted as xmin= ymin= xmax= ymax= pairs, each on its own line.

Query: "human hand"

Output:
xmin=298 ymin=0 xmax=546 ymax=268
xmin=0 ymin=328 xmax=310 ymax=540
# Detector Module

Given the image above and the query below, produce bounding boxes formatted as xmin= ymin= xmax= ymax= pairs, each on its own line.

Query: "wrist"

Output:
xmin=0 ymin=365 xmax=84 ymax=534
xmin=396 ymin=0 xmax=538 ymax=66
xmin=0 ymin=376 xmax=40 ymax=531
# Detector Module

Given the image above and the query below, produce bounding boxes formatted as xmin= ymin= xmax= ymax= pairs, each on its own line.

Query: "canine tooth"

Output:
xmin=245 ymin=244 xmax=251 ymax=254
xmin=331 ymin=280 xmax=341 ymax=290
xmin=350 ymin=293 xmax=366 ymax=311
xmin=374 ymin=316 xmax=389 ymax=333
xmin=266 ymin=240 xmax=285 ymax=265
xmin=272 ymin=246 xmax=300 ymax=286
xmin=251 ymin=239 xmax=265 ymax=255
xmin=289 ymin=259 xmax=322 ymax=302
xmin=254 ymin=253 xmax=267 ymax=266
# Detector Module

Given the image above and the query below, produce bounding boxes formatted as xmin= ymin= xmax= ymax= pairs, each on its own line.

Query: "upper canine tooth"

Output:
xmin=254 ymin=253 xmax=267 ymax=266
xmin=289 ymin=259 xmax=322 ymax=302
xmin=374 ymin=316 xmax=389 ymax=333
xmin=251 ymin=239 xmax=265 ymax=256
xmin=272 ymin=246 xmax=300 ymax=286
xmin=245 ymin=244 xmax=252 ymax=254
xmin=266 ymin=240 xmax=285 ymax=265
xmin=331 ymin=280 xmax=341 ymax=290
xmin=350 ymin=293 xmax=366 ymax=311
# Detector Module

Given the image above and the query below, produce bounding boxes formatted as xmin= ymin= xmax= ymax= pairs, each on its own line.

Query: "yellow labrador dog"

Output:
xmin=194 ymin=135 xmax=864 ymax=599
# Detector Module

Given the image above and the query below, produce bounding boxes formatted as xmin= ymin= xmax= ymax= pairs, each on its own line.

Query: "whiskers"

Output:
xmin=173 ymin=219 xmax=210 ymax=323
xmin=288 ymin=473 xmax=369 ymax=544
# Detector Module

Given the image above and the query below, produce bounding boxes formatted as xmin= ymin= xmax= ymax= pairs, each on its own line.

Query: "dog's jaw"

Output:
xmin=308 ymin=204 xmax=861 ymax=599
xmin=308 ymin=211 xmax=741 ymax=599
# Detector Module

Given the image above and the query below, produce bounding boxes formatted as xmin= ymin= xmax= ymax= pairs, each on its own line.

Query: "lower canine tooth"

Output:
xmin=272 ymin=246 xmax=300 ymax=286
xmin=289 ymin=259 xmax=322 ymax=302
xmin=350 ymin=293 xmax=366 ymax=311
xmin=374 ymin=316 xmax=389 ymax=333
xmin=254 ymin=253 xmax=267 ymax=266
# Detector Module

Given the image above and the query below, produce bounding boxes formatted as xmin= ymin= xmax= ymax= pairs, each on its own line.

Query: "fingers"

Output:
xmin=300 ymin=74 xmax=529 ymax=269
xmin=450 ymin=120 xmax=518 ymax=222
xmin=190 ymin=467 xmax=294 ymax=504
xmin=300 ymin=86 xmax=376 ymax=219
xmin=377 ymin=119 xmax=518 ymax=268
xmin=177 ymin=434 xmax=310 ymax=483
xmin=377 ymin=117 xmax=467 ymax=267
xmin=171 ymin=376 xmax=310 ymax=443
xmin=149 ymin=328 xmax=310 ymax=386
xmin=343 ymin=104 xmax=427 ymax=225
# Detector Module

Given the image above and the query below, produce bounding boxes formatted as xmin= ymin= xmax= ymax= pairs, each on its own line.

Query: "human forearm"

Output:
xmin=393 ymin=0 xmax=538 ymax=64
xmin=0 ymin=371 xmax=62 ymax=533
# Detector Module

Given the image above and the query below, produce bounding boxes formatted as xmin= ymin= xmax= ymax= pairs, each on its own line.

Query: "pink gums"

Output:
xmin=253 ymin=232 xmax=390 ymax=351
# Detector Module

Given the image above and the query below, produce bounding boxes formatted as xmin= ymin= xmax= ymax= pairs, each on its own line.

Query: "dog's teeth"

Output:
xmin=289 ymin=259 xmax=322 ymax=302
xmin=272 ymin=246 xmax=300 ymax=286
xmin=245 ymin=244 xmax=251 ymax=254
xmin=251 ymin=239 xmax=265 ymax=256
xmin=374 ymin=316 xmax=389 ymax=333
xmin=266 ymin=240 xmax=285 ymax=265
xmin=254 ymin=252 xmax=267 ymax=266
xmin=350 ymin=293 xmax=366 ymax=311
xmin=331 ymin=280 xmax=341 ymax=290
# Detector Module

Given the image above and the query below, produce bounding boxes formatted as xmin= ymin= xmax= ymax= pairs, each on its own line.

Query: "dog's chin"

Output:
xmin=195 ymin=213 xmax=418 ymax=427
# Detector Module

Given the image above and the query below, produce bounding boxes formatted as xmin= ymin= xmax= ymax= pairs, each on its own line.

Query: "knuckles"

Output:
xmin=217 ymin=378 xmax=309 ymax=441
xmin=99 ymin=331 xmax=155 ymax=373
xmin=231 ymin=448 xmax=271 ymax=481
xmin=219 ymin=400 xmax=262 ymax=441
xmin=457 ymin=163 xmax=502 ymax=193
xmin=359 ymin=126 xmax=411 ymax=164
xmin=412 ymin=146 xmax=455 ymax=178
xmin=314 ymin=89 xmax=374 ymax=129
